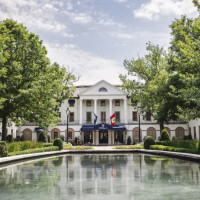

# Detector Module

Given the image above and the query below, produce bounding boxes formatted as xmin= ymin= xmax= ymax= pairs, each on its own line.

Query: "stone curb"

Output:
xmin=1 ymin=148 xmax=200 ymax=166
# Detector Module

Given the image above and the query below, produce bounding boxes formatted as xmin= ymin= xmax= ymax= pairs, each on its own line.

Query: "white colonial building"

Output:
xmin=14 ymin=80 xmax=192 ymax=145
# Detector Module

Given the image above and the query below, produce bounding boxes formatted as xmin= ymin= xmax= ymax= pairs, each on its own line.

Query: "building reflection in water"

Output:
xmin=0 ymin=154 xmax=200 ymax=199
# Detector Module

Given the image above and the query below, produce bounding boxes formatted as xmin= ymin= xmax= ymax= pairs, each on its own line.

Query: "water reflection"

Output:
xmin=0 ymin=154 xmax=200 ymax=200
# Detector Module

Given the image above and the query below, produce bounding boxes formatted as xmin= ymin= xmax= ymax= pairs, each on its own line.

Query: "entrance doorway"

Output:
xmin=84 ymin=131 xmax=93 ymax=144
xmin=114 ymin=131 xmax=123 ymax=144
xmin=99 ymin=130 xmax=108 ymax=144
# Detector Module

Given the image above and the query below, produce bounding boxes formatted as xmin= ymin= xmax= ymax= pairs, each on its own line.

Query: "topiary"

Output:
xmin=6 ymin=134 xmax=13 ymax=143
xmin=160 ymin=129 xmax=170 ymax=141
xmin=38 ymin=131 xmax=47 ymax=143
xmin=127 ymin=136 xmax=132 ymax=145
xmin=144 ymin=136 xmax=155 ymax=149
xmin=53 ymin=138 xmax=63 ymax=150
xmin=0 ymin=141 xmax=8 ymax=157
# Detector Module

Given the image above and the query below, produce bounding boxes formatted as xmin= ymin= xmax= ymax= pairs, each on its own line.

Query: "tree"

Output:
xmin=168 ymin=11 xmax=200 ymax=121
xmin=120 ymin=42 xmax=180 ymax=132
xmin=0 ymin=19 xmax=75 ymax=140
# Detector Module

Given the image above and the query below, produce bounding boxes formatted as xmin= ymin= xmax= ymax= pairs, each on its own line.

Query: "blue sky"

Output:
xmin=0 ymin=0 xmax=198 ymax=85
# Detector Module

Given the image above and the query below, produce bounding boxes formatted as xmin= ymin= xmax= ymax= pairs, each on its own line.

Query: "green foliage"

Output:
xmin=144 ymin=136 xmax=155 ymax=149
xmin=15 ymin=136 xmax=21 ymax=141
xmin=120 ymin=42 xmax=179 ymax=130
xmin=20 ymin=135 xmax=25 ymax=141
xmin=160 ymin=129 xmax=170 ymax=141
xmin=38 ymin=131 xmax=47 ymax=143
xmin=6 ymin=134 xmax=13 ymax=143
xmin=8 ymin=146 xmax=59 ymax=156
xmin=155 ymin=140 xmax=198 ymax=149
xmin=60 ymin=135 xmax=64 ymax=141
xmin=198 ymin=140 xmax=200 ymax=153
xmin=0 ymin=141 xmax=8 ymax=157
xmin=114 ymin=143 xmax=143 ymax=149
xmin=0 ymin=19 xmax=76 ymax=140
xmin=127 ymin=136 xmax=132 ymax=145
xmin=7 ymin=141 xmax=44 ymax=152
xmin=150 ymin=145 xmax=198 ymax=154
xmin=53 ymin=138 xmax=63 ymax=150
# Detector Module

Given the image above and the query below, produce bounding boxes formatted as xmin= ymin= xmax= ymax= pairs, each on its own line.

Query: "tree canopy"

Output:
xmin=0 ymin=19 xmax=75 ymax=140
xmin=120 ymin=1 xmax=200 ymax=128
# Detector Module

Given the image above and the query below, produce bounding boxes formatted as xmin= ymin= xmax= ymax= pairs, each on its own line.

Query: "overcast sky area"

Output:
xmin=0 ymin=0 xmax=198 ymax=85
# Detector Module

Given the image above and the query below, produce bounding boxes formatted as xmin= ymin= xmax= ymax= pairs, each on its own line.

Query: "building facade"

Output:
xmin=14 ymin=80 xmax=190 ymax=145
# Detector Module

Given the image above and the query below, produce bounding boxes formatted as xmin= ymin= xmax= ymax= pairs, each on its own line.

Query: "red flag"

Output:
xmin=110 ymin=113 xmax=115 ymax=127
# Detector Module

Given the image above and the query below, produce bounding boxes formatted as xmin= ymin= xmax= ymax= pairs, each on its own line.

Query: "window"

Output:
xmin=101 ymin=112 xmax=106 ymax=123
xmin=99 ymin=87 xmax=107 ymax=92
xmin=101 ymin=100 xmax=106 ymax=106
xmin=146 ymin=111 xmax=151 ymax=121
xmin=115 ymin=100 xmax=120 ymax=106
xmin=86 ymin=112 xmax=92 ymax=123
xmin=132 ymin=111 xmax=137 ymax=121
xmin=115 ymin=112 xmax=120 ymax=122
xmin=69 ymin=112 xmax=74 ymax=122
xmin=69 ymin=99 xmax=75 ymax=107
xmin=86 ymin=100 xmax=91 ymax=107
xmin=68 ymin=131 xmax=72 ymax=139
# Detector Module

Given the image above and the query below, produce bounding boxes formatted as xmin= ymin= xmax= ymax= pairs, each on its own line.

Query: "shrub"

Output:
xmin=8 ymin=146 xmax=59 ymax=156
xmin=160 ymin=129 xmax=170 ymax=141
xmin=198 ymin=140 xmax=200 ymax=154
xmin=0 ymin=141 xmax=8 ymax=157
xmin=127 ymin=136 xmax=131 ymax=145
xmin=60 ymin=135 xmax=64 ymax=141
xmin=159 ymin=140 xmax=198 ymax=149
xmin=38 ymin=131 xmax=47 ymax=143
xmin=53 ymin=138 xmax=63 ymax=150
xmin=15 ymin=136 xmax=21 ymax=141
xmin=144 ymin=136 xmax=155 ymax=149
xmin=172 ymin=136 xmax=176 ymax=140
xmin=6 ymin=134 xmax=13 ymax=143
xmin=20 ymin=135 xmax=25 ymax=141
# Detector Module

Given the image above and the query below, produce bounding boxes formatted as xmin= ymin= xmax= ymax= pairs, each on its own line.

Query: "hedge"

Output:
xmin=150 ymin=145 xmax=198 ymax=154
xmin=8 ymin=146 xmax=59 ymax=156
xmin=7 ymin=141 xmax=44 ymax=152
xmin=155 ymin=140 xmax=198 ymax=149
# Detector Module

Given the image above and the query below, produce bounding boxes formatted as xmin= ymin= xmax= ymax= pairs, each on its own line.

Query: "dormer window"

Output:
xmin=99 ymin=87 xmax=107 ymax=92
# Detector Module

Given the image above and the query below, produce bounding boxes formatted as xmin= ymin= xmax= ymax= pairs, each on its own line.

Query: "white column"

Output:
xmin=94 ymin=99 xmax=97 ymax=114
xmin=80 ymin=99 xmax=83 ymax=124
xmin=109 ymin=99 xmax=113 ymax=117
xmin=124 ymin=99 xmax=127 ymax=123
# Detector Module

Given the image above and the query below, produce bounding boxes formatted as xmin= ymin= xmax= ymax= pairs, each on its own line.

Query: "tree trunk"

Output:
xmin=2 ymin=115 xmax=8 ymax=141
xmin=160 ymin=122 xmax=164 ymax=134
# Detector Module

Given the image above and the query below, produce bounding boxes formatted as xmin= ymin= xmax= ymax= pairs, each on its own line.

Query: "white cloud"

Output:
xmin=64 ymin=11 xmax=92 ymax=24
xmin=115 ymin=0 xmax=127 ymax=3
xmin=110 ymin=32 xmax=135 ymax=40
xmin=0 ymin=0 xmax=72 ymax=36
xmin=134 ymin=0 xmax=197 ymax=20
xmin=45 ymin=42 xmax=125 ymax=85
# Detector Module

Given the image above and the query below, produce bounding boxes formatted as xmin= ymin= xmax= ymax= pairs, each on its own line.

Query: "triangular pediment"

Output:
xmin=78 ymin=80 xmax=127 ymax=97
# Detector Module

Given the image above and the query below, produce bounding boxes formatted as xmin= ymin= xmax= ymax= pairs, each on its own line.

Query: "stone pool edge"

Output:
xmin=1 ymin=148 xmax=200 ymax=165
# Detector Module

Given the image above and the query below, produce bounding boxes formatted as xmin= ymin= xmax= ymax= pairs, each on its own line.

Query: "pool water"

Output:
xmin=0 ymin=154 xmax=200 ymax=200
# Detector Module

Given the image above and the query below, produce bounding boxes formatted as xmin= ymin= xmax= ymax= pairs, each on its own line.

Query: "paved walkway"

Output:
xmin=1 ymin=146 xmax=200 ymax=166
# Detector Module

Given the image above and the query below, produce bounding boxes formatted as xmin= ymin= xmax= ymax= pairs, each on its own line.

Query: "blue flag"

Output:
xmin=93 ymin=112 xmax=98 ymax=124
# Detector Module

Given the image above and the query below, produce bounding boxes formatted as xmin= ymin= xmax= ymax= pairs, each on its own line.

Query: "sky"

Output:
xmin=0 ymin=0 xmax=198 ymax=85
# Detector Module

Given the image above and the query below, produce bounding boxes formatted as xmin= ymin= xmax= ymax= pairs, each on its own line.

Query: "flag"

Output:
xmin=93 ymin=112 xmax=98 ymax=124
xmin=110 ymin=113 xmax=115 ymax=127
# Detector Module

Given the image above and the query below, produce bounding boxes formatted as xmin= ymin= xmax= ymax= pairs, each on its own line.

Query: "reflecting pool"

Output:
xmin=1 ymin=154 xmax=200 ymax=200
